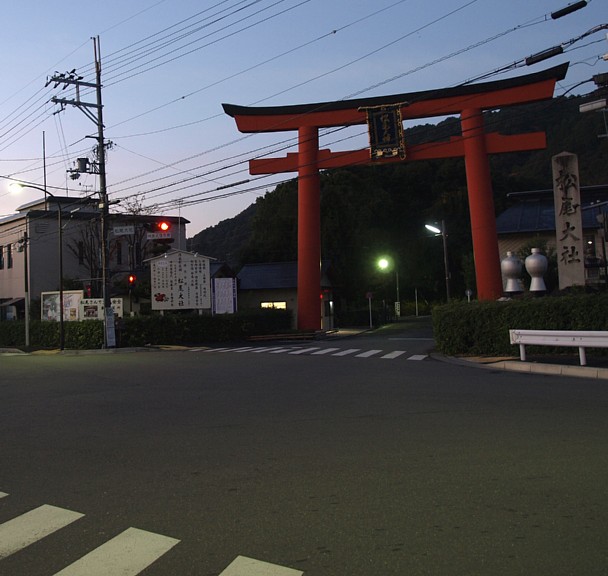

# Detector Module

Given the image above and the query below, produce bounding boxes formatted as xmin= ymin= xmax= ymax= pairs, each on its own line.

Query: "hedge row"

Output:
xmin=432 ymin=293 xmax=608 ymax=357
xmin=0 ymin=309 xmax=292 ymax=350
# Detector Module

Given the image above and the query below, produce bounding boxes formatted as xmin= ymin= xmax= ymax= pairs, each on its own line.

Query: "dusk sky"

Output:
xmin=0 ymin=0 xmax=605 ymax=235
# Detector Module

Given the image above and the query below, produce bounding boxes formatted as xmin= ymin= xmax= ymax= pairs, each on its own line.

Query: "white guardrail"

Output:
xmin=509 ymin=329 xmax=608 ymax=366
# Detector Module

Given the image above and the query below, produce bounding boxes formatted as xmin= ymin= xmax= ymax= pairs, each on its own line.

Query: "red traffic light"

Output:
xmin=157 ymin=221 xmax=170 ymax=232
xmin=128 ymin=274 xmax=136 ymax=285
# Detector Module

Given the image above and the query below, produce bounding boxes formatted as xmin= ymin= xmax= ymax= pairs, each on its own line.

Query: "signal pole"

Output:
xmin=47 ymin=36 xmax=115 ymax=347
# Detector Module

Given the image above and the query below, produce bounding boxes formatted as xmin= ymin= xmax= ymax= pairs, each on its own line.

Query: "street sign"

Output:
xmin=147 ymin=232 xmax=172 ymax=240
xmin=113 ymin=225 xmax=134 ymax=236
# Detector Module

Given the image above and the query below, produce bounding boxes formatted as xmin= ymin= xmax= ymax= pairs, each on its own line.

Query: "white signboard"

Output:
xmin=41 ymin=291 xmax=83 ymax=322
xmin=113 ymin=225 xmax=135 ymax=236
xmin=213 ymin=277 xmax=237 ymax=314
xmin=552 ymin=151 xmax=585 ymax=289
xmin=151 ymin=251 xmax=211 ymax=310
xmin=79 ymin=298 xmax=124 ymax=320
xmin=147 ymin=232 xmax=172 ymax=240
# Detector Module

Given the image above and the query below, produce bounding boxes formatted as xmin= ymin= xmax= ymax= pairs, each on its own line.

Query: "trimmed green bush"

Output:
xmin=433 ymin=294 xmax=608 ymax=356
xmin=0 ymin=309 xmax=292 ymax=350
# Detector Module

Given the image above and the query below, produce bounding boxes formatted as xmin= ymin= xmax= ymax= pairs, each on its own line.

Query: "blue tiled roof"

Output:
xmin=237 ymin=262 xmax=298 ymax=290
xmin=237 ymin=261 xmax=332 ymax=290
xmin=497 ymin=186 xmax=608 ymax=234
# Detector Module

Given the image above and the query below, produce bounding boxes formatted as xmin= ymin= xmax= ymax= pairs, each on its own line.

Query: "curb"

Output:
xmin=432 ymin=353 xmax=608 ymax=380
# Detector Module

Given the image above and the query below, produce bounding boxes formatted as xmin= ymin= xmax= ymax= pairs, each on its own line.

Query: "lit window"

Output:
xmin=261 ymin=301 xmax=286 ymax=310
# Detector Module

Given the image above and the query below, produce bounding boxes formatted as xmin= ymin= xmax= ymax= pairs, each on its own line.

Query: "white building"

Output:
xmin=0 ymin=195 xmax=188 ymax=320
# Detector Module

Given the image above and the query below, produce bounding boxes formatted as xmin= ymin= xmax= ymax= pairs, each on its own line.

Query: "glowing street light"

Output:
xmin=425 ymin=220 xmax=451 ymax=302
xmin=377 ymin=256 xmax=400 ymax=317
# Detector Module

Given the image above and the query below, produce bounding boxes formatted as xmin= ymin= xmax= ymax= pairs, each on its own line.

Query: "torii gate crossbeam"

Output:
xmin=223 ymin=63 xmax=569 ymax=331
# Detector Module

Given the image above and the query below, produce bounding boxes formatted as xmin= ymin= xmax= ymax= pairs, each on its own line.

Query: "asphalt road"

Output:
xmin=1 ymin=318 xmax=608 ymax=575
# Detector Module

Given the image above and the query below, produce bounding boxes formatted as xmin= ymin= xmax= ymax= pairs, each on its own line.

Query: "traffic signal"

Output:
xmin=156 ymin=220 xmax=170 ymax=232
xmin=128 ymin=273 xmax=136 ymax=287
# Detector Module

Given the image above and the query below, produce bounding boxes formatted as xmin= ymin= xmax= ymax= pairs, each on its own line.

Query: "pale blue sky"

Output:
xmin=0 ymin=0 xmax=605 ymax=234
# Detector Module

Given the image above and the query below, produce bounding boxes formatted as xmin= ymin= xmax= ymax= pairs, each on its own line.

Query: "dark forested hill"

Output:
xmin=188 ymin=95 xmax=608 ymax=304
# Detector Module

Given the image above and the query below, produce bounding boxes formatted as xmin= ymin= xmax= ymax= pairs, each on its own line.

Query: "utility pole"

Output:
xmin=46 ymin=36 xmax=115 ymax=347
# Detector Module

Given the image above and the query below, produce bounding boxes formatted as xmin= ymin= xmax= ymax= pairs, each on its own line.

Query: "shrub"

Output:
xmin=433 ymin=293 xmax=608 ymax=356
xmin=0 ymin=309 xmax=292 ymax=350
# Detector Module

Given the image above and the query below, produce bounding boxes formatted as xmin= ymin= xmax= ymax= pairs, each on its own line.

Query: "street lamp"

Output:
xmin=10 ymin=182 xmax=65 ymax=349
xmin=425 ymin=220 xmax=451 ymax=302
xmin=377 ymin=256 xmax=400 ymax=317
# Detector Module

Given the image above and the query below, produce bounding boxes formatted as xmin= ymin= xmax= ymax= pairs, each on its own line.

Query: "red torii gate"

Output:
xmin=223 ymin=63 xmax=569 ymax=331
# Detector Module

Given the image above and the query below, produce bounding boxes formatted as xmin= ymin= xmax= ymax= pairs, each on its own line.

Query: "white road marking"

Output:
xmin=0 ymin=492 xmax=8 ymax=499
xmin=355 ymin=349 xmax=382 ymax=358
xmin=219 ymin=555 xmax=303 ymax=576
xmin=332 ymin=348 xmax=361 ymax=357
xmin=53 ymin=527 xmax=179 ymax=576
xmin=288 ymin=347 xmax=321 ymax=355
xmin=269 ymin=348 xmax=293 ymax=354
xmin=189 ymin=348 xmax=207 ymax=352
xmin=381 ymin=350 xmax=407 ymax=359
xmin=0 ymin=505 xmax=84 ymax=559
xmin=408 ymin=354 xmax=428 ymax=361
xmin=210 ymin=346 xmax=256 ymax=353
xmin=249 ymin=347 xmax=284 ymax=353
xmin=311 ymin=347 xmax=340 ymax=355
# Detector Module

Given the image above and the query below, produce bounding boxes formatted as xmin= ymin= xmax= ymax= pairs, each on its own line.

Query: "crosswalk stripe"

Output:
xmin=52 ymin=527 xmax=180 ymax=576
xmin=332 ymin=348 xmax=360 ymax=356
xmin=288 ymin=347 xmax=321 ymax=355
xmin=199 ymin=346 xmax=423 ymax=360
xmin=189 ymin=348 xmax=207 ymax=352
xmin=381 ymin=351 xmax=407 ymax=359
xmin=249 ymin=346 xmax=283 ymax=353
xmin=311 ymin=347 xmax=340 ymax=355
xmin=219 ymin=555 xmax=303 ymax=576
xmin=355 ymin=349 xmax=382 ymax=358
xmin=0 ymin=505 xmax=84 ymax=559
xmin=215 ymin=347 xmax=247 ymax=353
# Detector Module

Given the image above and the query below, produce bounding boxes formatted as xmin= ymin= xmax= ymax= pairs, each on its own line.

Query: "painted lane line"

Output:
xmin=355 ymin=349 xmax=382 ymax=358
xmin=53 ymin=527 xmax=180 ymax=576
xmin=332 ymin=349 xmax=361 ymax=357
xmin=311 ymin=347 xmax=340 ymax=355
xmin=381 ymin=350 xmax=407 ymax=359
xmin=0 ymin=492 xmax=8 ymax=499
xmin=219 ymin=555 xmax=303 ymax=576
xmin=249 ymin=347 xmax=284 ymax=353
xmin=0 ymin=504 xmax=84 ymax=559
xmin=288 ymin=347 xmax=321 ymax=355
xmin=408 ymin=354 xmax=428 ymax=361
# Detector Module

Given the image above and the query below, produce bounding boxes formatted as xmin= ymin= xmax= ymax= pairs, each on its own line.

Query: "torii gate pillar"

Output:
xmin=462 ymin=108 xmax=503 ymax=300
xmin=223 ymin=63 xmax=569 ymax=331
xmin=297 ymin=126 xmax=321 ymax=331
